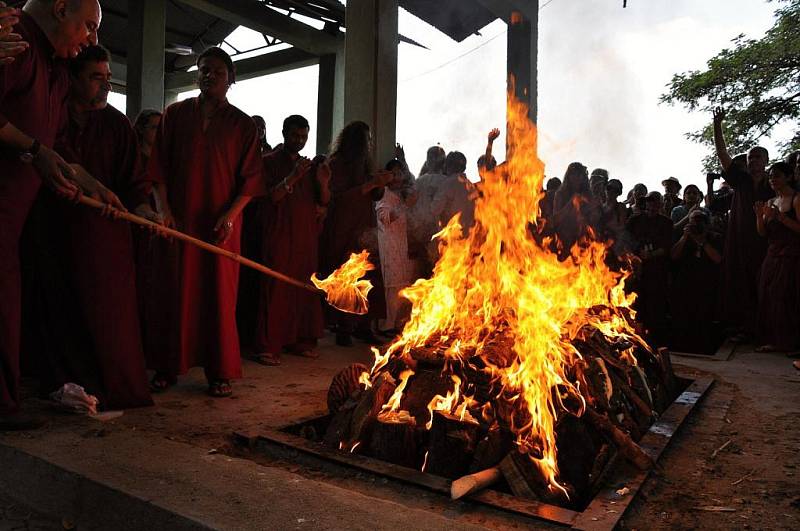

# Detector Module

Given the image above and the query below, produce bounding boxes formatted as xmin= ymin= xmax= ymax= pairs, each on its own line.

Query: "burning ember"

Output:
xmin=311 ymin=250 xmax=374 ymax=315
xmin=321 ymin=96 xmax=678 ymax=509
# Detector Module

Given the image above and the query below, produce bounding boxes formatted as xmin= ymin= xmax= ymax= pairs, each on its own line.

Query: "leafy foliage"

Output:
xmin=661 ymin=0 xmax=800 ymax=169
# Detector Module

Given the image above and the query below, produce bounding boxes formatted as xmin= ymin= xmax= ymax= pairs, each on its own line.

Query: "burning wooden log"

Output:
xmin=425 ymin=411 xmax=480 ymax=479
xmin=327 ymin=363 xmax=369 ymax=415
xmin=469 ymin=423 xmax=515 ymax=473
xmin=323 ymin=372 xmax=396 ymax=449
xmin=584 ymin=408 xmax=654 ymax=470
xmin=368 ymin=413 xmax=419 ymax=468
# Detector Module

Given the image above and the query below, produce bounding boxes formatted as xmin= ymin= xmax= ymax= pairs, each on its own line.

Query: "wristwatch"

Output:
xmin=19 ymin=139 xmax=41 ymax=164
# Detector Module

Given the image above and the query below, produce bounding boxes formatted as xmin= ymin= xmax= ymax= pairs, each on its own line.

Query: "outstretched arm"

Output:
xmin=485 ymin=128 xmax=500 ymax=161
xmin=712 ymin=107 xmax=733 ymax=171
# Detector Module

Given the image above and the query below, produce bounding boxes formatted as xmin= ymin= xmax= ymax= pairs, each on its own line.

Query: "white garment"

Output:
xmin=429 ymin=172 xmax=475 ymax=234
xmin=376 ymin=188 xmax=415 ymax=287
xmin=377 ymin=188 xmax=416 ymax=329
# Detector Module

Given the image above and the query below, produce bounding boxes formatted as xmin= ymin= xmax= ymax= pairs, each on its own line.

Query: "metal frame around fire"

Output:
xmin=233 ymin=374 xmax=713 ymax=530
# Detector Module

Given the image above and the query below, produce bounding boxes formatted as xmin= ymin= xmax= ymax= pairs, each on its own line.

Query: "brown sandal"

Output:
xmin=256 ymin=352 xmax=281 ymax=366
xmin=208 ymin=380 xmax=232 ymax=397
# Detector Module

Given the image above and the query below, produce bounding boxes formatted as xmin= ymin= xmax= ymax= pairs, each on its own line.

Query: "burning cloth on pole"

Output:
xmin=319 ymin=95 xmax=678 ymax=509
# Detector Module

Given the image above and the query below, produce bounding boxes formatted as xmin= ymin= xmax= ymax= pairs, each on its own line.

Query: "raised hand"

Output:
xmin=394 ymin=143 xmax=406 ymax=161
xmin=488 ymin=128 xmax=501 ymax=142
xmin=0 ymin=3 xmax=28 ymax=65
xmin=712 ymin=106 xmax=726 ymax=126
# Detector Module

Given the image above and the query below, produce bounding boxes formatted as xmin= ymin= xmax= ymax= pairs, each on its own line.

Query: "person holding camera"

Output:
xmin=670 ymin=209 xmax=722 ymax=353
xmin=670 ymin=184 xmax=709 ymax=231
xmin=754 ymin=162 xmax=800 ymax=353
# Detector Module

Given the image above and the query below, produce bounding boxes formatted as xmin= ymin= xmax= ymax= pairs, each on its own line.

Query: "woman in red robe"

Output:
xmin=318 ymin=121 xmax=393 ymax=346
xmin=143 ymin=48 xmax=264 ymax=397
xmin=254 ymin=115 xmax=330 ymax=365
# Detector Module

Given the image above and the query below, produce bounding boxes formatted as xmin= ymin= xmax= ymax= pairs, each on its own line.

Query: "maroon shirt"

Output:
xmin=58 ymin=105 xmax=148 ymax=207
xmin=0 ymin=12 xmax=70 ymax=415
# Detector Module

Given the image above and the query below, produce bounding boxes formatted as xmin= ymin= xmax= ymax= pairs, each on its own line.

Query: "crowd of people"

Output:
xmin=1 ymin=1 xmax=799 ymax=431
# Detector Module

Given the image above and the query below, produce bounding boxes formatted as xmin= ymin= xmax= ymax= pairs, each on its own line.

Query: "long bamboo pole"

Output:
xmin=77 ymin=195 xmax=320 ymax=294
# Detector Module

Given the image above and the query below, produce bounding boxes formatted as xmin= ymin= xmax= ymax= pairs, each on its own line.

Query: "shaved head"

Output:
xmin=24 ymin=0 xmax=101 ymax=58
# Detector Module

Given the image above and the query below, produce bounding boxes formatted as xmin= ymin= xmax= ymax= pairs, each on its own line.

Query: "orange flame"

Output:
xmin=380 ymin=369 xmax=414 ymax=415
xmin=368 ymin=94 xmax=646 ymax=494
xmin=311 ymin=250 xmax=374 ymax=315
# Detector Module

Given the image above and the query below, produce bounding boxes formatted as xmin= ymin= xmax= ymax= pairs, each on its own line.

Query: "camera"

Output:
xmin=706 ymin=172 xmax=721 ymax=180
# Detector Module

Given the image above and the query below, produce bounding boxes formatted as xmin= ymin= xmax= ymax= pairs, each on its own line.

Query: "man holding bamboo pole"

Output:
xmin=141 ymin=47 xmax=264 ymax=398
xmin=0 ymin=0 xmax=101 ymax=430
xmin=22 ymin=44 xmax=152 ymax=410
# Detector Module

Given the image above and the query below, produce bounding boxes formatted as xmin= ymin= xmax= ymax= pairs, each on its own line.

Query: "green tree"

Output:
xmin=661 ymin=0 xmax=800 ymax=169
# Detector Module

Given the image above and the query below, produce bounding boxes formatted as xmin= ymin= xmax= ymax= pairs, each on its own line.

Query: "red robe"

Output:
xmin=23 ymin=105 xmax=152 ymax=409
xmin=0 ymin=13 xmax=70 ymax=415
xmin=255 ymin=147 xmax=324 ymax=354
xmin=625 ymin=212 xmax=674 ymax=341
xmin=145 ymin=97 xmax=264 ymax=380
xmin=719 ymin=166 xmax=773 ymax=330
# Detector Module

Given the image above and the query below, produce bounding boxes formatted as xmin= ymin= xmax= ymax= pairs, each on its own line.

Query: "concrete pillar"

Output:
xmin=127 ymin=0 xmax=166 ymax=122
xmin=507 ymin=9 xmax=538 ymax=124
xmin=343 ymin=0 xmax=398 ymax=166
xmin=316 ymin=48 xmax=345 ymax=155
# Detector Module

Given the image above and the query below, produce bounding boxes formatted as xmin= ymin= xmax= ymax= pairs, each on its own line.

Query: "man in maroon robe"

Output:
xmin=1 ymin=0 xmax=101 ymax=430
xmin=141 ymin=47 xmax=264 ymax=398
xmin=625 ymin=192 xmax=673 ymax=344
xmin=23 ymin=45 xmax=151 ymax=410
xmin=254 ymin=115 xmax=330 ymax=365
xmin=712 ymin=108 xmax=773 ymax=340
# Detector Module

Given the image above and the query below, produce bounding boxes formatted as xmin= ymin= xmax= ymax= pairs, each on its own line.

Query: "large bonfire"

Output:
xmin=322 ymin=95 xmax=677 ymax=508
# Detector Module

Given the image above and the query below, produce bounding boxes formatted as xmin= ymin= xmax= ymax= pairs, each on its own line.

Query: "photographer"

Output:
xmin=671 ymin=184 xmax=709 ymax=231
xmin=670 ymin=210 xmax=722 ymax=353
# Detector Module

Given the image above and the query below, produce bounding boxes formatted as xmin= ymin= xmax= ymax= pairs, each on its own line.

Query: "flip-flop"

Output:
xmin=256 ymin=352 xmax=282 ymax=366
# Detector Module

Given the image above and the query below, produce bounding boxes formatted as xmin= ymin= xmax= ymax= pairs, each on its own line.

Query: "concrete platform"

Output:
xmin=1 ymin=334 xmax=798 ymax=530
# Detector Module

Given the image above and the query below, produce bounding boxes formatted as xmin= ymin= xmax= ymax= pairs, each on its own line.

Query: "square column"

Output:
xmin=343 ymin=0 xmax=398 ymax=165
xmin=507 ymin=9 xmax=538 ymax=124
xmin=316 ymin=48 xmax=345 ymax=155
xmin=127 ymin=0 xmax=167 ymax=121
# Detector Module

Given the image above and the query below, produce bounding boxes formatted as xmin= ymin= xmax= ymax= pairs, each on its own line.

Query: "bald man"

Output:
xmin=0 ymin=0 xmax=101 ymax=430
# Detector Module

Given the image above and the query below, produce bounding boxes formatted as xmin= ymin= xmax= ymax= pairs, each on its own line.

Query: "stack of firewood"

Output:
xmin=319 ymin=318 xmax=678 ymax=509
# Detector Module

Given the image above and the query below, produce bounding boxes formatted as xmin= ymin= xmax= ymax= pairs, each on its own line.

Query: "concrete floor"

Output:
xmin=1 ymin=334 xmax=798 ymax=530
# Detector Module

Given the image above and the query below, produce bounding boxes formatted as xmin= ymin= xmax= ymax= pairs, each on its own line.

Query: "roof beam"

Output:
xmin=174 ymin=0 xmax=342 ymax=56
xmin=475 ymin=0 xmax=536 ymax=22
xmin=164 ymin=47 xmax=318 ymax=92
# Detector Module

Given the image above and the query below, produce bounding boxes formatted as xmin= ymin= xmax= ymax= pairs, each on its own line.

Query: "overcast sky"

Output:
xmin=110 ymin=0 xmax=779 ymax=194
